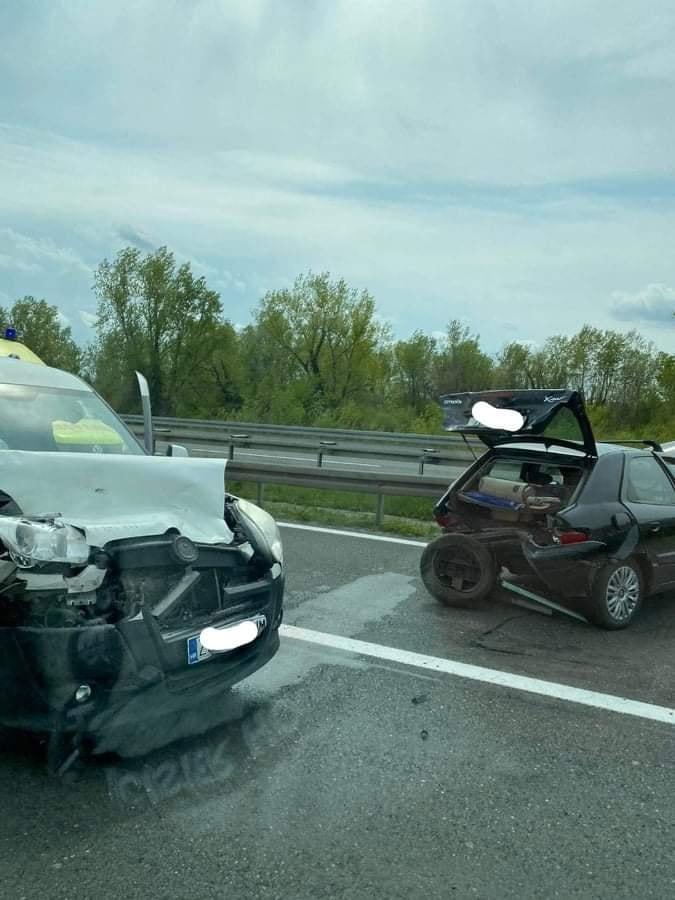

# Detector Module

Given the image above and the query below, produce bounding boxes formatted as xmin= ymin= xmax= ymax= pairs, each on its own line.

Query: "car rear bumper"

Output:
xmin=0 ymin=567 xmax=284 ymax=753
xmin=454 ymin=528 xmax=608 ymax=600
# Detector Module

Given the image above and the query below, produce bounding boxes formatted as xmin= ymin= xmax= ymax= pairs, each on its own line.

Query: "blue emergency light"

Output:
xmin=4 ymin=327 xmax=17 ymax=341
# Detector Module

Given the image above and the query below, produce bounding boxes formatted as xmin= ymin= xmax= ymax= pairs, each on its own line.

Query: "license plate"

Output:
xmin=187 ymin=615 xmax=267 ymax=665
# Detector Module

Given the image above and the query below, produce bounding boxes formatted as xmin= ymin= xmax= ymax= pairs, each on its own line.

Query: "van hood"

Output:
xmin=0 ymin=451 xmax=233 ymax=546
xmin=440 ymin=389 xmax=597 ymax=457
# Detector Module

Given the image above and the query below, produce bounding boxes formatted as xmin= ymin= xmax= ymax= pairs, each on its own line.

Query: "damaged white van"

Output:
xmin=0 ymin=350 xmax=284 ymax=773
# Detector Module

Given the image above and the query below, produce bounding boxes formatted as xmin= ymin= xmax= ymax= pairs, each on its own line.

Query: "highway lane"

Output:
xmin=1 ymin=525 xmax=673 ymax=899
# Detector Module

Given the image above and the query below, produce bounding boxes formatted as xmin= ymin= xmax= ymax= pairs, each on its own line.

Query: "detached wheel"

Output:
xmin=585 ymin=559 xmax=644 ymax=629
xmin=420 ymin=534 xmax=497 ymax=608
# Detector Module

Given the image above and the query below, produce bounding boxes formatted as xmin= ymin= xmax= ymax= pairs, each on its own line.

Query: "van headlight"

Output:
xmin=233 ymin=499 xmax=283 ymax=567
xmin=0 ymin=518 xmax=91 ymax=569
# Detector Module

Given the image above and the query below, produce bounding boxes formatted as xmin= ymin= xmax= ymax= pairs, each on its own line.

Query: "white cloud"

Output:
xmin=0 ymin=252 xmax=39 ymax=273
xmin=0 ymin=226 xmax=92 ymax=276
xmin=610 ymin=283 xmax=675 ymax=323
xmin=1 ymin=0 xmax=673 ymax=186
xmin=2 ymin=3 xmax=675 ymax=352
xmin=79 ymin=310 xmax=98 ymax=328
xmin=117 ymin=225 xmax=155 ymax=252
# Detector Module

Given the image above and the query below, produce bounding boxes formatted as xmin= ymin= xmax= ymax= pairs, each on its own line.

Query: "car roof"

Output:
xmin=0 ymin=356 xmax=91 ymax=392
xmin=496 ymin=440 xmax=633 ymax=458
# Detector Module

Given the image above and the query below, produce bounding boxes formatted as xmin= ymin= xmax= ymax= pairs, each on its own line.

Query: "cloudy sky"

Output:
xmin=1 ymin=0 xmax=675 ymax=353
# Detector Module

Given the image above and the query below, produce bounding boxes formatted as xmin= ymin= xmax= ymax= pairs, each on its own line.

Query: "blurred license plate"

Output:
xmin=186 ymin=615 xmax=267 ymax=665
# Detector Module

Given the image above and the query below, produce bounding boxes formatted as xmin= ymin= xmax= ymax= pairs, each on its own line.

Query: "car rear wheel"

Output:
xmin=585 ymin=559 xmax=644 ymax=629
xmin=420 ymin=534 xmax=497 ymax=608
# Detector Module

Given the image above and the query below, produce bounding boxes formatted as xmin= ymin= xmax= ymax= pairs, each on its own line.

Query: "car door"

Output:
xmin=622 ymin=454 xmax=675 ymax=589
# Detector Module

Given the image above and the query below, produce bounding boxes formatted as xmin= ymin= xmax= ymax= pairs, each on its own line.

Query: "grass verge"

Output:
xmin=227 ymin=481 xmax=438 ymax=539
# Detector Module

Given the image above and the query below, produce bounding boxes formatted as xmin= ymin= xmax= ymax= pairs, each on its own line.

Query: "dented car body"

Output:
xmin=0 ymin=358 xmax=283 ymax=768
xmin=424 ymin=389 xmax=675 ymax=629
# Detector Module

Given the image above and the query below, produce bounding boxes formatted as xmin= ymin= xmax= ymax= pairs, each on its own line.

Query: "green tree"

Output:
xmin=92 ymin=246 xmax=223 ymax=415
xmin=1 ymin=296 xmax=81 ymax=372
xmin=434 ymin=320 xmax=493 ymax=394
xmin=249 ymin=272 xmax=387 ymax=421
xmin=393 ymin=330 xmax=437 ymax=413
xmin=656 ymin=352 xmax=675 ymax=402
xmin=492 ymin=341 xmax=532 ymax=388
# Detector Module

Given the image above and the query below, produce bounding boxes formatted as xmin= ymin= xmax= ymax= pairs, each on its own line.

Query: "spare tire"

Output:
xmin=420 ymin=533 xmax=497 ymax=608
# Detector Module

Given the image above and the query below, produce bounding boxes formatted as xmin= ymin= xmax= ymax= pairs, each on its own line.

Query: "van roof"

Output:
xmin=0 ymin=338 xmax=45 ymax=365
xmin=0 ymin=356 xmax=90 ymax=392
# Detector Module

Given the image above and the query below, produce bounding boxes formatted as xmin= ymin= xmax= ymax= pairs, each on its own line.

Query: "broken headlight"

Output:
xmin=0 ymin=517 xmax=91 ymax=568
xmin=233 ymin=499 xmax=283 ymax=567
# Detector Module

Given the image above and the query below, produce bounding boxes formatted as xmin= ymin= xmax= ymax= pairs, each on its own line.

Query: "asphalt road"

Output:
xmin=1 ymin=525 xmax=674 ymax=899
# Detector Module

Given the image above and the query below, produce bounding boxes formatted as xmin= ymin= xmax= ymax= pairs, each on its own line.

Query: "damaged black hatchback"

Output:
xmin=423 ymin=389 xmax=675 ymax=629
xmin=0 ymin=357 xmax=283 ymax=772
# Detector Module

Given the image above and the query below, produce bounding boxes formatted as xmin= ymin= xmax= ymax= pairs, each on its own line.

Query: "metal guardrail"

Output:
xmin=125 ymin=416 xmax=461 ymax=524
xmin=122 ymin=414 xmax=476 ymax=449
xmin=123 ymin=415 xmax=480 ymax=472
xmin=223 ymin=460 xmax=449 ymax=524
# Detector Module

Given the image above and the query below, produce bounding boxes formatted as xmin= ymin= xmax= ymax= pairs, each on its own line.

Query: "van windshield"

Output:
xmin=0 ymin=383 xmax=143 ymax=455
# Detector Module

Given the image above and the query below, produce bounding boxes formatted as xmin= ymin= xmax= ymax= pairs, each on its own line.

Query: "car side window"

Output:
xmin=625 ymin=457 xmax=675 ymax=505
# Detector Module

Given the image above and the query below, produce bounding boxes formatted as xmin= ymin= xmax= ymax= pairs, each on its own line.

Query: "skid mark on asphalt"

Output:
xmin=281 ymin=625 xmax=675 ymax=726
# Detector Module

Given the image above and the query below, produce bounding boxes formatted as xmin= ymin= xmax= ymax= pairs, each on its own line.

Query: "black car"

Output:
xmin=0 ymin=358 xmax=284 ymax=773
xmin=422 ymin=389 xmax=675 ymax=629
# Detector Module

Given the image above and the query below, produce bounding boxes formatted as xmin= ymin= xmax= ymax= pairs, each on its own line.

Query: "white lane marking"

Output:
xmin=192 ymin=447 xmax=313 ymax=463
xmin=238 ymin=450 xmax=313 ymax=463
xmin=240 ymin=450 xmax=382 ymax=469
xmin=278 ymin=522 xmax=428 ymax=547
xmin=192 ymin=448 xmax=382 ymax=469
xmin=280 ymin=625 xmax=675 ymax=726
xmin=326 ymin=458 xmax=381 ymax=468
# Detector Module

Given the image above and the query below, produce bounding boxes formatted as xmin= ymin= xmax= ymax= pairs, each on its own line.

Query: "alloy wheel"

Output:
xmin=605 ymin=566 xmax=640 ymax=622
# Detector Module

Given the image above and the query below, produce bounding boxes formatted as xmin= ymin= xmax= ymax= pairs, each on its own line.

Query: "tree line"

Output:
xmin=3 ymin=245 xmax=674 ymax=440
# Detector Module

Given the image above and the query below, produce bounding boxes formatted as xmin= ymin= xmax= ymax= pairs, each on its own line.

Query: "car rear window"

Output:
xmin=456 ymin=456 xmax=584 ymax=522
xmin=541 ymin=406 xmax=586 ymax=444
xmin=481 ymin=458 xmax=583 ymax=493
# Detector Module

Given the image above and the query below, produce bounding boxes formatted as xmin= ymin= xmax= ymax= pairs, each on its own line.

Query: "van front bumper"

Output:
xmin=0 ymin=565 xmax=284 ymax=756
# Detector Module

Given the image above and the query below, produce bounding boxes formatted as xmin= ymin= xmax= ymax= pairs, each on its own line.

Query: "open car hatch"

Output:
xmin=440 ymin=389 xmax=597 ymax=457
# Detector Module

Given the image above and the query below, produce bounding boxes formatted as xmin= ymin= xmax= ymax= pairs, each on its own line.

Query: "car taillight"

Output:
xmin=434 ymin=510 xmax=460 ymax=528
xmin=556 ymin=530 xmax=588 ymax=545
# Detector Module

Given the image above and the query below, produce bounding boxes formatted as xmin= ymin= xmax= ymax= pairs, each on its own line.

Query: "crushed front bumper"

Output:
xmin=0 ymin=558 xmax=284 ymax=756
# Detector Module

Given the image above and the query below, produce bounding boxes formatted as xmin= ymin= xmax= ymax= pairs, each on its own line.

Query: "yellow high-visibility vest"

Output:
xmin=52 ymin=418 xmax=125 ymax=449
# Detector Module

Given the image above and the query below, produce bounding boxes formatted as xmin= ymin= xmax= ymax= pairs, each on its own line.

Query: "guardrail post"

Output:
xmin=375 ymin=493 xmax=385 ymax=525
xmin=257 ymin=483 xmax=265 ymax=507
xmin=318 ymin=440 xmax=337 ymax=468
xmin=419 ymin=448 xmax=439 ymax=475
xmin=229 ymin=433 xmax=249 ymax=462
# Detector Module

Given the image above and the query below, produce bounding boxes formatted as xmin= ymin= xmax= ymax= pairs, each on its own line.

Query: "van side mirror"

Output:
xmin=166 ymin=443 xmax=189 ymax=458
xmin=135 ymin=371 xmax=154 ymax=455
